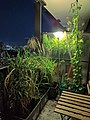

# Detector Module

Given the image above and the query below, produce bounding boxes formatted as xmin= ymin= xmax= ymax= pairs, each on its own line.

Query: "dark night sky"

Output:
xmin=0 ymin=0 xmax=34 ymax=46
xmin=0 ymin=0 xmax=64 ymax=46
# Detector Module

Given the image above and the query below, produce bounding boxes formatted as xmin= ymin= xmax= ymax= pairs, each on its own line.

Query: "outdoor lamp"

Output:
xmin=53 ymin=31 xmax=64 ymax=39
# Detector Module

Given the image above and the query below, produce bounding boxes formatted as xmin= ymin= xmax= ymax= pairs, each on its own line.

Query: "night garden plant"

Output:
xmin=24 ymin=37 xmax=44 ymax=55
xmin=4 ymin=50 xmax=40 ymax=117
xmin=28 ymin=53 xmax=56 ymax=87
xmin=43 ymin=34 xmax=68 ymax=58
xmin=4 ymin=37 xmax=57 ymax=117
xmin=65 ymin=0 xmax=84 ymax=90
xmin=24 ymin=37 xmax=56 ymax=84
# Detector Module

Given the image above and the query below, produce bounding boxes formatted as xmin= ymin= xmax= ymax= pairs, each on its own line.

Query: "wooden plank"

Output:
xmin=60 ymin=95 xmax=90 ymax=105
xmin=59 ymin=98 xmax=90 ymax=109
xmin=58 ymin=101 xmax=90 ymax=113
xmin=56 ymin=104 xmax=90 ymax=117
xmin=55 ymin=108 xmax=90 ymax=120
xmin=62 ymin=92 xmax=90 ymax=101
xmin=62 ymin=91 xmax=90 ymax=100
xmin=63 ymin=91 xmax=90 ymax=99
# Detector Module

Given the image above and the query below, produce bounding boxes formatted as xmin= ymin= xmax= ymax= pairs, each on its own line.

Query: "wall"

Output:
xmin=82 ymin=33 xmax=90 ymax=84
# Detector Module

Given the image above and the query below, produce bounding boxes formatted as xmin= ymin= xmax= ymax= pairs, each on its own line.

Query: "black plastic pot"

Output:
xmin=48 ymin=82 xmax=58 ymax=99
xmin=60 ymin=82 xmax=86 ymax=94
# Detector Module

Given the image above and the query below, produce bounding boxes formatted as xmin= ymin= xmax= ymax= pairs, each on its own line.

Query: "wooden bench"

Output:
xmin=55 ymin=91 xmax=90 ymax=120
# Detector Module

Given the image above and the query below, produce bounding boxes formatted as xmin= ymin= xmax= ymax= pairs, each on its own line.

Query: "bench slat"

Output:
xmin=62 ymin=92 xmax=90 ymax=101
xmin=58 ymin=101 xmax=90 ymax=113
xmin=63 ymin=91 xmax=90 ymax=99
xmin=55 ymin=108 xmax=90 ymax=120
xmin=56 ymin=104 xmax=90 ymax=117
xmin=59 ymin=98 xmax=90 ymax=109
xmin=60 ymin=95 xmax=90 ymax=105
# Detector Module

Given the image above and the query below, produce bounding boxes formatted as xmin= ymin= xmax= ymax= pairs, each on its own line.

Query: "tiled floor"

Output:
xmin=37 ymin=100 xmax=61 ymax=120
xmin=37 ymin=100 xmax=78 ymax=120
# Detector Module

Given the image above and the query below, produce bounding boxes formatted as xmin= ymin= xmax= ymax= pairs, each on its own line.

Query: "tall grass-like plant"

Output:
xmin=24 ymin=37 xmax=44 ymax=55
xmin=4 ymin=37 xmax=56 ymax=116
xmin=43 ymin=34 xmax=68 ymax=58
xmin=4 ymin=50 xmax=40 ymax=115
xmin=24 ymin=37 xmax=56 ymax=84
xmin=27 ymin=54 xmax=56 ymax=88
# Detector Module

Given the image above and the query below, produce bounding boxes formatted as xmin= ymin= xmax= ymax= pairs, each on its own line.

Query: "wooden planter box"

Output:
xmin=0 ymin=66 xmax=50 ymax=120
xmin=0 ymin=66 xmax=8 ymax=120
xmin=13 ymin=88 xmax=50 ymax=120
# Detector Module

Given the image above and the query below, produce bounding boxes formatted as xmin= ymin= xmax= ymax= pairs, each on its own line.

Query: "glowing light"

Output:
xmin=53 ymin=31 xmax=64 ymax=39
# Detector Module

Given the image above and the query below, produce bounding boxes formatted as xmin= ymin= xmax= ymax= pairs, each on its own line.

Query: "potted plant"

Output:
xmin=25 ymin=37 xmax=58 ymax=98
xmin=3 ymin=50 xmax=42 ymax=119
xmin=2 ymin=37 xmax=57 ymax=119
xmin=57 ymin=0 xmax=86 ymax=94
xmin=28 ymin=54 xmax=58 ymax=99
xmin=65 ymin=0 xmax=84 ymax=93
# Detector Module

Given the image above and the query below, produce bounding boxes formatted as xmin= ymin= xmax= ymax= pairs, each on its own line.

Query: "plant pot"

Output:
xmin=60 ymin=82 xmax=86 ymax=94
xmin=12 ymin=88 xmax=50 ymax=120
xmin=48 ymin=82 xmax=58 ymax=99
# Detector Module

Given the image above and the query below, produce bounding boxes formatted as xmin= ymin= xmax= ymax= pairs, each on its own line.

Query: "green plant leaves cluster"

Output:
xmin=43 ymin=34 xmax=67 ymax=58
xmin=66 ymin=1 xmax=84 ymax=87
xmin=28 ymin=54 xmax=56 ymax=83
xmin=4 ymin=46 xmax=56 ymax=113
xmin=5 ymin=51 xmax=39 ymax=111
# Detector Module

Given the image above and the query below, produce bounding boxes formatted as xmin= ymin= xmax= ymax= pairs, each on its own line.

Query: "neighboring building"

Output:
xmin=42 ymin=7 xmax=64 ymax=33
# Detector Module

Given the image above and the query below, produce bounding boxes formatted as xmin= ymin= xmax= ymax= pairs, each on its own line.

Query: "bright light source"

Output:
xmin=53 ymin=31 xmax=64 ymax=39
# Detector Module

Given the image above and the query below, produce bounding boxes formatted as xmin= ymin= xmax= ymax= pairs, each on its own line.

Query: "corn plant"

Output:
xmin=24 ymin=37 xmax=44 ymax=55
xmin=24 ymin=37 xmax=56 ymax=84
xmin=28 ymin=54 xmax=56 ymax=85
xmin=43 ymin=34 xmax=68 ymax=58
xmin=4 ymin=50 xmax=40 ymax=114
